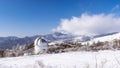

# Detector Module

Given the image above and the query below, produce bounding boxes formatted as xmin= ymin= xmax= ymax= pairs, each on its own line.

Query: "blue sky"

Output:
xmin=0 ymin=0 xmax=120 ymax=37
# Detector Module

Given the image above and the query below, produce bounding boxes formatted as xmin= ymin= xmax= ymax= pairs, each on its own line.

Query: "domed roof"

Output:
xmin=34 ymin=36 xmax=47 ymax=46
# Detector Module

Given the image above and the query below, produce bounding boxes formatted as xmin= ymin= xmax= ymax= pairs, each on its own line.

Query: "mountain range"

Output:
xmin=0 ymin=36 xmax=38 ymax=49
xmin=0 ymin=32 xmax=120 ymax=49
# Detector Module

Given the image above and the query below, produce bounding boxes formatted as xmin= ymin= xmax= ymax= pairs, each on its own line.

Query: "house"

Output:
xmin=34 ymin=37 xmax=48 ymax=54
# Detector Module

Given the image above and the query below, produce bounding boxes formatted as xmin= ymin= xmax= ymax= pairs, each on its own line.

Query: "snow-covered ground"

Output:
xmin=82 ymin=32 xmax=120 ymax=45
xmin=1 ymin=50 xmax=120 ymax=68
xmin=91 ymin=32 xmax=120 ymax=42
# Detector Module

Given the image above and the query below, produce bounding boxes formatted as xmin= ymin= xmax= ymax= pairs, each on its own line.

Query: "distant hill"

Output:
xmin=0 ymin=36 xmax=39 ymax=49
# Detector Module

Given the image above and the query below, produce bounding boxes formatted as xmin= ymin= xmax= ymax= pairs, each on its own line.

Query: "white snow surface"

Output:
xmin=1 ymin=50 xmax=120 ymax=68
xmin=81 ymin=32 xmax=120 ymax=45
xmin=92 ymin=32 xmax=120 ymax=42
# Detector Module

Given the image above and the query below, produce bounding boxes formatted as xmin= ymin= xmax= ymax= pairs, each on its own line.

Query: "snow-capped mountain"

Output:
xmin=0 ymin=31 xmax=120 ymax=50
xmin=44 ymin=32 xmax=91 ymax=42
xmin=47 ymin=32 xmax=120 ymax=45
xmin=0 ymin=32 xmax=74 ymax=49
xmin=43 ymin=32 xmax=73 ymax=41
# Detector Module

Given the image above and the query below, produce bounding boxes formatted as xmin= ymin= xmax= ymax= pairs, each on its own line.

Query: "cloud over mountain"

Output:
xmin=53 ymin=13 xmax=120 ymax=35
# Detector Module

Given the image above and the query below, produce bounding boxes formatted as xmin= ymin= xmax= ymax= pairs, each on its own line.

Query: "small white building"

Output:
xmin=34 ymin=37 xmax=48 ymax=54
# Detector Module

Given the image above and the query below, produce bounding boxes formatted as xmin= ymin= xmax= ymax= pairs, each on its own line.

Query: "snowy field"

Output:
xmin=0 ymin=50 xmax=120 ymax=68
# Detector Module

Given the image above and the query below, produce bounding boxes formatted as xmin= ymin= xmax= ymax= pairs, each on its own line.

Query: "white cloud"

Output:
xmin=53 ymin=13 xmax=120 ymax=36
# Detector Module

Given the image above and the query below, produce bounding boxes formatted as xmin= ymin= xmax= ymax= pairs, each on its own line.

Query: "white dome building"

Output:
xmin=34 ymin=37 xmax=48 ymax=54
